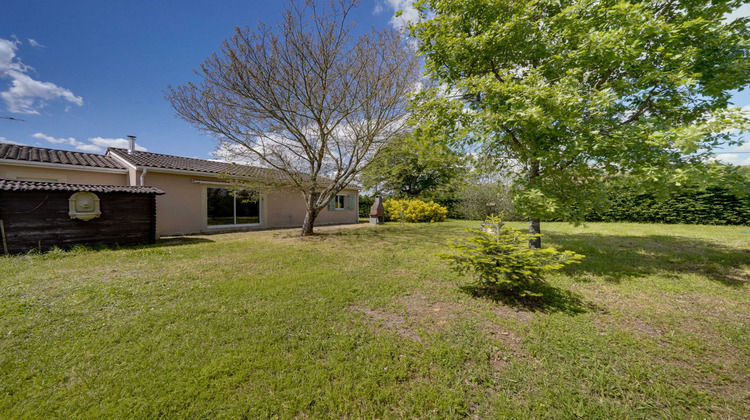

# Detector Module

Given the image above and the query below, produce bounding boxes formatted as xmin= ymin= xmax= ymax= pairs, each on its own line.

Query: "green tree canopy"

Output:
xmin=360 ymin=132 xmax=467 ymax=198
xmin=410 ymin=0 xmax=750 ymax=247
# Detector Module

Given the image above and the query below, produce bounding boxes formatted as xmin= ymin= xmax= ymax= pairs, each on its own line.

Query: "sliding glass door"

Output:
xmin=207 ymin=188 xmax=260 ymax=226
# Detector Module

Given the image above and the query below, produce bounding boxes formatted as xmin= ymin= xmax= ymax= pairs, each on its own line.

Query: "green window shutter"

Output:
xmin=328 ymin=198 xmax=335 ymax=211
xmin=348 ymin=194 xmax=355 ymax=210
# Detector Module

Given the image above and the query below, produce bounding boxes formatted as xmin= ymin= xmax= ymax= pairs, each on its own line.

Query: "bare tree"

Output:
xmin=166 ymin=0 xmax=420 ymax=236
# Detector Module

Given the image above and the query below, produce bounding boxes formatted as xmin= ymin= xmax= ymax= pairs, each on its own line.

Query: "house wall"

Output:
xmin=139 ymin=171 xmax=207 ymax=235
xmin=265 ymin=189 xmax=359 ymax=228
xmin=0 ymin=164 xmax=128 ymax=185
xmin=128 ymin=168 xmax=139 ymax=186
xmin=142 ymin=171 xmax=359 ymax=235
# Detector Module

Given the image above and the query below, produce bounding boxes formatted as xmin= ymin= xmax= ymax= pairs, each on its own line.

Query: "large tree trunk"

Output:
xmin=301 ymin=191 xmax=319 ymax=237
xmin=301 ymin=208 xmax=319 ymax=237
xmin=528 ymin=159 xmax=542 ymax=249
xmin=528 ymin=217 xmax=541 ymax=249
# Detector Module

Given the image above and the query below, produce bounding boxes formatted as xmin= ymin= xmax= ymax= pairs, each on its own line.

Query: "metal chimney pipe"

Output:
xmin=127 ymin=135 xmax=136 ymax=154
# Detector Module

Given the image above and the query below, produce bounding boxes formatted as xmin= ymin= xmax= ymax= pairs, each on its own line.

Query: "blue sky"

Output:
xmin=0 ymin=0 xmax=409 ymax=159
xmin=1 ymin=1 xmax=749 ymax=164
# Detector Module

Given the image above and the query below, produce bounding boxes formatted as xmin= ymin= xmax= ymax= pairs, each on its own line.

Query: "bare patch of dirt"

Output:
xmin=351 ymin=293 xmax=528 ymax=367
xmin=595 ymin=317 xmax=666 ymax=339
xmin=485 ymin=303 xmax=535 ymax=324
xmin=396 ymin=293 xmax=461 ymax=329
xmin=350 ymin=306 xmax=419 ymax=341
xmin=487 ymin=330 xmax=524 ymax=371
xmin=350 ymin=293 xmax=462 ymax=341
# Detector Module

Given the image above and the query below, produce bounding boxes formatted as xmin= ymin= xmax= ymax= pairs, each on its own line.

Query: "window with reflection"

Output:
xmin=207 ymin=188 xmax=259 ymax=226
xmin=335 ymin=195 xmax=346 ymax=209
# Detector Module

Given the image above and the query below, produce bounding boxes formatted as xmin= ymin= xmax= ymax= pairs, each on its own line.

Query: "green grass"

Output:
xmin=1 ymin=221 xmax=748 ymax=418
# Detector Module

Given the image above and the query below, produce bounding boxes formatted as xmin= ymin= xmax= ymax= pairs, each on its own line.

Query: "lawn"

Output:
xmin=1 ymin=221 xmax=748 ymax=418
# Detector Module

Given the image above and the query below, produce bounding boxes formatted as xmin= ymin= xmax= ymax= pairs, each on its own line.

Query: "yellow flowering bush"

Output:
xmin=384 ymin=199 xmax=448 ymax=223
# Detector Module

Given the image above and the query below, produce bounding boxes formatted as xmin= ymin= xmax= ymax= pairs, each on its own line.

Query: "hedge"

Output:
xmin=585 ymin=186 xmax=750 ymax=225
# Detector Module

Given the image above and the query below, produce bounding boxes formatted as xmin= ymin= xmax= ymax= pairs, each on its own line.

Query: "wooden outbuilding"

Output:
xmin=0 ymin=178 xmax=164 ymax=254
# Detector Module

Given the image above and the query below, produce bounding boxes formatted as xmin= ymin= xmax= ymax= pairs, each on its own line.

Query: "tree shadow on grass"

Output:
xmin=310 ymin=223 xmax=466 ymax=248
xmin=459 ymin=281 xmax=598 ymax=315
xmin=547 ymin=232 xmax=749 ymax=287
xmin=151 ymin=237 xmax=215 ymax=248
xmin=6 ymin=237 xmax=215 ymax=259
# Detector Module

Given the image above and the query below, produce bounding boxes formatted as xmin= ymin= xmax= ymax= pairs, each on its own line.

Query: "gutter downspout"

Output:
xmin=140 ymin=168 xmax=147 ymax=186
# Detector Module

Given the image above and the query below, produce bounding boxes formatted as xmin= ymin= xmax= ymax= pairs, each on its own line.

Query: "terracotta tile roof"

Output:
xmin=0 ymin=178 xmax=164 ymax=194
xmin=108 ymin=148 xmax=264 ymax=176
xmin=0 ymin=143 xmax=126 ymax=169
xmin=107 ymin=149 xmax=355 ymax=188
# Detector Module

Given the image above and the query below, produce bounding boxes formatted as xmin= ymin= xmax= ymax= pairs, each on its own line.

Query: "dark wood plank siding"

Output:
xmin=0 ymin=191 xmax=158 ymax=254
xmin=150 ymin=194 xmax=157 ymax=244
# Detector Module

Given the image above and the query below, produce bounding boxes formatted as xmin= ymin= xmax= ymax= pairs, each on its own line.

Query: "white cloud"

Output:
xmin=384 ymin=0 xmax=420 ymax=29
xmin=726 ymin=4 xmax=750 ymax=22
xmin=714 ymin=153 xmax=750 ymax=166
xmin=32 ymin=132 xmax=72 ymax=144
xmin=373 ymin=3 xmax=384 ymax=14
xmin=88 ymin=136 xmax=147 ymax=151
xmin=27 ymin=38 xmax=45 ymax=49
xmin=0 ymin=136 xmax=25 ymax=145
xmin=0 ymin=39 xmax=28 ymax=74
xmin=33 ymin=131 xmax=102 ymax=152
xmin=0 ymin=38 xmax=83 ymax=114
xmin=212 ymin=142 xmax=264 ymax=166
xmin=733 ymin=139 xmax=750 ymax=153
xmin=72 ymin=142 xmax=104 ymax=153
xmin=31 ymin=132 xmax=147 ymax=153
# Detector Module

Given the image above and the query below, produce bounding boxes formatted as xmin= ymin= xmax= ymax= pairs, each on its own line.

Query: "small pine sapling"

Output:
xmin=438 ymin=216 xmax=584 ymax=296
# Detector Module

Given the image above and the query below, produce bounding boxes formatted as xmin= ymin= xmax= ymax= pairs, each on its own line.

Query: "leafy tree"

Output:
xmin=410 ymin=0 xmax=750 ymax=247
xmin=360 ymin=132 xmax=467 ymax=198
xmin=167 ymin=0 xmax=419 ymax=236
xmin=456 ymin=182 xmax=519 ymax=221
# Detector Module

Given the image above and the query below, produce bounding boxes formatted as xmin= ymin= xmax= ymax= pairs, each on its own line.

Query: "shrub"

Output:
xmin=585 ymin=185 xmax=750 ymax=225
xmin=358 ymin=195 xmax=375 ymax=218
xmin=456 ymin=183 xmax=520 ymax=221
xmin=437 ymin=216 xmax=584 ymax=296
xmin=428 ymin=196 xmax=461 ymax=219
xmin=383 ymin=199 xmax=448 ymax=223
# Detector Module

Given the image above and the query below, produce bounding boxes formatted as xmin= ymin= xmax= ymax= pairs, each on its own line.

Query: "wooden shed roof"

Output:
xmin=0 ymin=143 xmax=126 ymax=169
xmin=0 ymin=178 xmax=164 ymax=194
